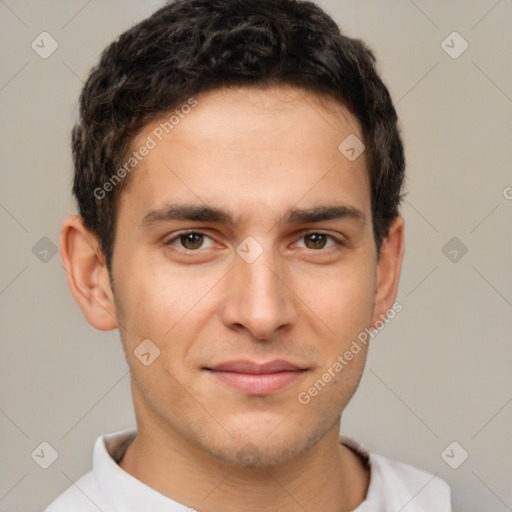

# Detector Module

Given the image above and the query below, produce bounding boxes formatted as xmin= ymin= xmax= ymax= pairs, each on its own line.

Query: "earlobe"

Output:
xmin=60 ymin=215 xmax=118 ymax=331
xmin=371 ymin=216 xmax=405 ymax=326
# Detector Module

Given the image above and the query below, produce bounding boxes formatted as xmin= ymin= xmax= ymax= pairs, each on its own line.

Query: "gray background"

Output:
xmin=0 ymin=1 xmax=511 ymax=511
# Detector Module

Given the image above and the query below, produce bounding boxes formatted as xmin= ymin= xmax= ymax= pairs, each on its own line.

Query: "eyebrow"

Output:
xmin=139 ymin=203 xmax=366 ymax=230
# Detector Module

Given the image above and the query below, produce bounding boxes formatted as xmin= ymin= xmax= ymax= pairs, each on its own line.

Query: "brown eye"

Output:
xmin=179 ymin=232 xmax=204 ymax=250
xmin=164 ymin=231 xmax=217 ymax=253
xmin=304 ymin=233 xmax=328 ymax=249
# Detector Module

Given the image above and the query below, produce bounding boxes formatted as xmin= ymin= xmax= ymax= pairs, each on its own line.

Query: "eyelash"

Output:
xmin=163 ymin=230 xmax=345 ymax=252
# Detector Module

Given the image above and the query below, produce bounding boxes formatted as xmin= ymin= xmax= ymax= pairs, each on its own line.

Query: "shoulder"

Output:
xmin=42 ymin=470 xmax=110 ymax=512
xmin=42 ymin=429 xmax=136 ymax=512
xmin=370 ymin=452 xmax=451 ymax=510
xmin=340 ymin=435 xmax=451 ymax=511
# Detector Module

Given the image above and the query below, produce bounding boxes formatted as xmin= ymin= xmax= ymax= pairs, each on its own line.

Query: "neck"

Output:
xmin=118 ymin=416 xmax=370 ymax=512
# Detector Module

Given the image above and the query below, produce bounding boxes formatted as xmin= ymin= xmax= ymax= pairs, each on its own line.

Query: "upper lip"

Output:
xmin=206 ymin=360 xmax=306 ymax=374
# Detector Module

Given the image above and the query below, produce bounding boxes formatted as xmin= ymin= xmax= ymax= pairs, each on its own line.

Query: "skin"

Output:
xmin=61 ymin=85 xmax=404 ymax=512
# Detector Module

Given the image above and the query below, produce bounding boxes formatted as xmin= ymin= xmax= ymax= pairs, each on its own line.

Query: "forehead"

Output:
xmin=120 ymin=85 xmax=370 ymax=223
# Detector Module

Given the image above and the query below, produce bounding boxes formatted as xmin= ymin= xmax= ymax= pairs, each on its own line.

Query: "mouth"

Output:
xmin=204 ymin=360 xmax=309 ymax=395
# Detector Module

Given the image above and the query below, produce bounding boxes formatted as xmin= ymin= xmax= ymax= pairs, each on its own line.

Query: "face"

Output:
xmin=108 ymin=86 xmax=388 ymax=466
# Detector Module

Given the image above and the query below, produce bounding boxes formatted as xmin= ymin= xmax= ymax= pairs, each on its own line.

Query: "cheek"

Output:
xmin=296 ymin=341 xmax=369 ymax=428
xmin=114 ymin=257 xmax=212 ymax=340
xmin=298 ymin=259 xmax=376 ymax=340
xmin=113 ymin=268 xmax=201 ymax=413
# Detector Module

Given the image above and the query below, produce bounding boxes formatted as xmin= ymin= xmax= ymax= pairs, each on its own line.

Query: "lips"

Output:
xmin=205 ymin=359 xmax=308 ymax=395
xmin=208 ymin=360 xmax=304 ymax=374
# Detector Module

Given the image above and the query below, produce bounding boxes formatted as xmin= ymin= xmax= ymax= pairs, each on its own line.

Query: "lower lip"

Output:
xmin=207 ymin=370 xmax=307 ymax=395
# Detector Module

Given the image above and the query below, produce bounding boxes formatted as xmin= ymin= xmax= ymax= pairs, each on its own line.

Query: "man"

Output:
xmin=47 ymin=0 xmax=451 ymax=510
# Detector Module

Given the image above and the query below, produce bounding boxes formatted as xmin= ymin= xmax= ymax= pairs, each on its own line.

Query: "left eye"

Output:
xmin=296 ymin=232 xmax=340 ymax=250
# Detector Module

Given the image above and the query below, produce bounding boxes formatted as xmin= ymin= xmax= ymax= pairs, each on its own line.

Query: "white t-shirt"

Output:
xmin=43 ymin=428 xmax=451 ymax=511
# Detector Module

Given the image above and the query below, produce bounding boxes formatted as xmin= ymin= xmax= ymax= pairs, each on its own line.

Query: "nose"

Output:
xmin=219 ymin=246 xmax=298 ymax=341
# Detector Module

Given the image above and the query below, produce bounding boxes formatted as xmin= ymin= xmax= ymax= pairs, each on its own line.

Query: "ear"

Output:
xmin=60 ymin=215 xmax=118 ymax=331
xmin=371 ymin=216 xmax=405 ymax=326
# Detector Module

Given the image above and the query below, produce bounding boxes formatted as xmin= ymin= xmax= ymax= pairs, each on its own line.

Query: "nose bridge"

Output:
xmin=221 ymin=240 xmax=297 ymax=339
xmin=242 ymin=250 xmax=282 ymax=304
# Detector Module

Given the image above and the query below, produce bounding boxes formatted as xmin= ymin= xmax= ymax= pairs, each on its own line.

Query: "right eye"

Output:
xmin=163 ymin=231 xmax=216 ymax=251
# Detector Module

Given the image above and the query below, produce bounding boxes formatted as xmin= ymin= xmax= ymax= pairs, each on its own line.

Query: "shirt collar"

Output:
xmin=93 ymin=428 xmax=189 ymax=511
xmin=93 ymin=428 xmax=374 ymax=511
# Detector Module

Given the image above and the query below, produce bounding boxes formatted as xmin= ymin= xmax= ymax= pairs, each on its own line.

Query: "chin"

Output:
xmin=207 ymin=440 xmax=306 ymax=467
xmin=197 ymin=421 xmax=328 ymax=468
